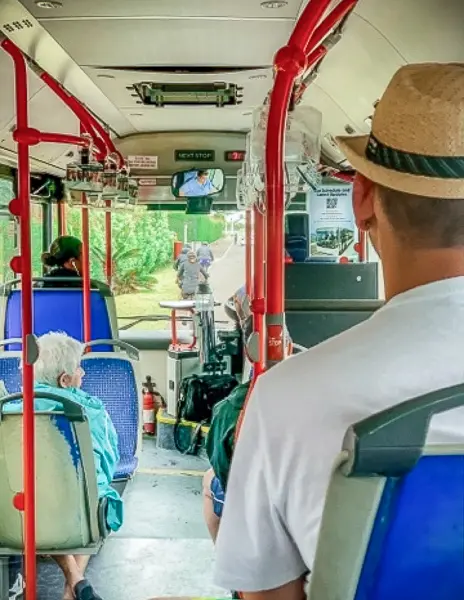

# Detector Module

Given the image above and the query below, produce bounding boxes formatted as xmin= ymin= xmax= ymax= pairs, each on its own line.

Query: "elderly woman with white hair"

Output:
xmin=5 ymin=332 xmax=122 ymax=600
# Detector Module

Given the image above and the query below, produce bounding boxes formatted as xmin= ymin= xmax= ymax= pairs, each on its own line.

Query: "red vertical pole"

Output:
xmin=245 ymin=210 xmax=252 ymax=298
xmin=81 ymin=194 xmax=91 ymax=343
xmin=252 ymin=206 xmax=266 ymax=377
xmin=58 ymin=201 xmax=66 ymax=236
xmin=105 ymin=199 xmax=112 ymax=286
xmin=1 ymin=38 xmax=37 ymax=600
xmin=358 ymin=229 xmax=367 ymax=262
xmin=265 ymin=0 xmax=333 ymax=368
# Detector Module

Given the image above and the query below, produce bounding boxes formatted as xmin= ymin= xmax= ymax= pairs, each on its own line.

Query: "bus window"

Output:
xmin=285 ymin=212 xmax=309 ymax=262
xmin=0 ymin=177 xmax=16 ymax=283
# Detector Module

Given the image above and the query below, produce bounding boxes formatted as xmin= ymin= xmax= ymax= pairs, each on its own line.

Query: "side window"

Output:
xmin=31 ymin=202 xmax=44 ymax=277
xmin=0 ymin=178 xmax=17 ymax=283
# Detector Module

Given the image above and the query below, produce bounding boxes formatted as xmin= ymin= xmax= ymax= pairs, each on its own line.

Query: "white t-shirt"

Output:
xmin=214 ymin=277 xmax=464 ymax=592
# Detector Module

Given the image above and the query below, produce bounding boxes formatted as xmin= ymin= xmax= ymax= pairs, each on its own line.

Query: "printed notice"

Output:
xmin=127 ymin=155 xmax=158 ymax=169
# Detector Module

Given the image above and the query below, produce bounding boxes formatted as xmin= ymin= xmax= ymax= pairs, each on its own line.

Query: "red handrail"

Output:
xmin=13 ymin=127 xmax=90 ymax=148
xmin=81 ymin=193 xmax=92 ymax=344
xmin=58 ymin=200 xmax=67 ymax=236
xmin=0 ymin=41 xmax=124 ymax=598
xmin=304 ymin=0 xmax=358 ymax=54
xmin=245 ymin=210 xmax=252 ymax=298
xmin=1 ymin=36 xmax=37 ymax=600
xmin=105 ymin=199 xmax=113 ymax=287
xmin=252 ymin=206 xmax=266 ymax=378
xmin=39 ymin=71 xmax=111 ymax=163
xmin=264 ymin=0 xmax=359 ymax=368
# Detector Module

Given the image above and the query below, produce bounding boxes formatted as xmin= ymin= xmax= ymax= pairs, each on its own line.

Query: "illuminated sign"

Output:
xmin=175 ymin=150 xmax=215 ymax=162
xmin=224 ymin=150 xmax=246 ymax=162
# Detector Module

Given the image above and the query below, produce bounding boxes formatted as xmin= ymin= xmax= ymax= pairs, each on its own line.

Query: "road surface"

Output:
xmin=209 ymin=241 xmax=245 ymax=324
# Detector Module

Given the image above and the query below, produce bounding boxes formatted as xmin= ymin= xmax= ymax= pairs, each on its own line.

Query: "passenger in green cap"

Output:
xmin=41 ymin=235 xmax=83 ymax=288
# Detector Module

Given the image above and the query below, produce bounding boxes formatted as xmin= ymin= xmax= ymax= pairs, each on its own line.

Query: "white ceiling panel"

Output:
xmin=24 ymin=0 xmax=302 ymax=20
xmin=311 ymin=14 xmax=406 ymax=132
xmin=119 ymin=107 xmax=253 ymax=133
xmin=0 ymin=51 xmax=44 ymax=132
xmin=37 ymin=19 xmax=293 ymax=67
xmin=82 ymin=66 xmax=272 ymax=115
xmin=1 ymin=0 xmax=136 ymax=135
xmin=356 ymin=0 xmax=464 ymax=63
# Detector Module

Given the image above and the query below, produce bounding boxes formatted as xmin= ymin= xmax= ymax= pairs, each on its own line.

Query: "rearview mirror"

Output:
xmin=171 ymin=168 xmax=224 ymax=198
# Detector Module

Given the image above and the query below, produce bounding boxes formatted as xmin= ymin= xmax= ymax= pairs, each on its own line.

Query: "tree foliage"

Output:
xmin=67 ymin=207 xmax=173 ymax=295
xmin=168 ymin=213 xmax=225 ymax=243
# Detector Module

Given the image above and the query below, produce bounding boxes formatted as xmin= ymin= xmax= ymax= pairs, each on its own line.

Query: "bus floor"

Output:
xmin=36 ymin=438 xmax=229 ymax=600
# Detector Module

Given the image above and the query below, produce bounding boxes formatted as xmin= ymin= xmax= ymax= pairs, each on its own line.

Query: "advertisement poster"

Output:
xmin=309 ymin=185 xmax=357 ymax=258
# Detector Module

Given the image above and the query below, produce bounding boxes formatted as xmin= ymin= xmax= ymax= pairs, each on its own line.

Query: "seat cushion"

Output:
xmin=81 ymin=357 xmax=140 ymax=479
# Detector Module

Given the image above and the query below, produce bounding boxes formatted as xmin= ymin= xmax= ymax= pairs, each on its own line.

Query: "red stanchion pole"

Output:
xmin=58 ymin=201 xmax=67 ymax=236
xmin=245 ymin=210 xmax=252 ymax=298
xmin=81 ymin=193 xmax=92 ymax=344
xmin=265 ymin=0 xmax=353 ymax=368
xmin=105 ymin=199 xmax=112 ymax=286
xmin=1 ymin=37 xmax=37 ymax=600
xmin=252 ymin=206 xmax=266 ymax=377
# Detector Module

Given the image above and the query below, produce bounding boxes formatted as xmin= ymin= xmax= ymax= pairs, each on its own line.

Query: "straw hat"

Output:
xmin=336 ymin=63 xmax=464 ymax=199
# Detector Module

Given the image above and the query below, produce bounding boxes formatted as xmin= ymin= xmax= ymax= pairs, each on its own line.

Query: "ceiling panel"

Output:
xmin=119 ymin=107 xmax=253 ymax=133
xmin=0 ymin=51 xmax=44 ymax=132
xmin=83 ymin=67 xmax=273 ymax=106
xmin=38 ymin=19 xmax=293 ymax=67
xmin=312 ymin=14 xmax=406 ymax=133
xmin=24 ymin=0 xmax=302 ymax=20
xmin=356 ymin=0 xmax=464 ymax=63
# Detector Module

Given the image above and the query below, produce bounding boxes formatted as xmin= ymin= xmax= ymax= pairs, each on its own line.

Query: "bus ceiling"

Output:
xmin=0 ymin=0 xmax=462 ymax=176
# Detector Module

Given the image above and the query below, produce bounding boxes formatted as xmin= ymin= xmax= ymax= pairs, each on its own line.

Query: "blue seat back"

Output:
xmin=81 ymin=355 xmax=140 ymax=480
xmin=0 ymin=354 xmax=21 ymax=394
xmin=355 ymin=454 xmax=464 ymax=600
xmin=4 ymin=289 xmax=114 ymax=351
xmin=285 ymin=236 xmax=308 ymax=262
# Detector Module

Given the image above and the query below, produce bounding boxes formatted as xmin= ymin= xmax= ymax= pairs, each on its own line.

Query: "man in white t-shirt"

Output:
xmin=214 ymin=63 xmax=464 ymax=600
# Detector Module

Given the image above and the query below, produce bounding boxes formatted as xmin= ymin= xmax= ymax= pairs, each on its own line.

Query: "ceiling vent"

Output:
xmin=131 ymin=82 xmax=243 ymax=107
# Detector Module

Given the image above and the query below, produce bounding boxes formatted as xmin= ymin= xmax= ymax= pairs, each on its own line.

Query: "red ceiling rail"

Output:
xmin=1 ymin=36 xmax=37 ymax=600
xmin=30 ymin=54 xmax=123 ymax=167
xmin=39 ymin=71 xmax=108 ymax=161
xmin=304 ymin=0 xmax=358 ymax=54
xmin=13 ymin=127 xmax=90 ymax=148
xmin=264 ymin=0 xmax=360 ymax=368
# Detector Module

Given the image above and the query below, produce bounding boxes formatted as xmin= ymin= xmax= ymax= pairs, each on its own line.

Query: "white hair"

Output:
xmin=34 ymin=332 xmax=83 ymax=385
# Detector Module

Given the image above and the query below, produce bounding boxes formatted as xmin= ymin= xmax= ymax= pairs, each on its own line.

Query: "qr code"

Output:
xmin=326 ymin=197 xmax=338 ymax=209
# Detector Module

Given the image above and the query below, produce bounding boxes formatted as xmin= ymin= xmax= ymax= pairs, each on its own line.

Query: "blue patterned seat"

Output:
xmin=3 ymin=286 xmax=116 ymax=351
xmin=81 ymin=355 xmax=140 ymax=480
xmin=0 ymin=353 xmax=21 ymax=394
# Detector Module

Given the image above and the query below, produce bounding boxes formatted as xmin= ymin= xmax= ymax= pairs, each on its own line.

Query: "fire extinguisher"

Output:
xmin=142 ymin=376 xmax=156 ymax=436
xmin=142 ymin=376 xmax=165 ymax=436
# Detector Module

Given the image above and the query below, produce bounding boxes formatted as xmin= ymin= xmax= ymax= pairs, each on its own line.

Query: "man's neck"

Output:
xmin=382 ymin=248 xmax=464 ymax=301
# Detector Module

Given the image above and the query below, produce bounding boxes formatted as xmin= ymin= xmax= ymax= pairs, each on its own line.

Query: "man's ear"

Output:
xmin=353 ymin=173 xmax=376 ymax=231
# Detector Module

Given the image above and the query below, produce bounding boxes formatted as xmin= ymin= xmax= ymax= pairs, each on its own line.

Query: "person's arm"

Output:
xmin=243 ymin=579 xmax=306 ymax=600
xmin=214 ymin=381 xmax=307 ymax=594
xmin=177 ymin=264 xmax=184 ymax=284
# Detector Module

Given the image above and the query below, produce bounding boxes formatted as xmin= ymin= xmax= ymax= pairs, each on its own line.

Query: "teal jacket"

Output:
xmin=4 ymin=383 xmax=123 ymax=532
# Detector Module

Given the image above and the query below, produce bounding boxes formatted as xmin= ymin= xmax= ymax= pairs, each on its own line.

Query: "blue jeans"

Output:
xmin=210 ymin=475 xmax=225 ymax=518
